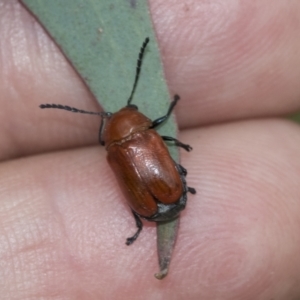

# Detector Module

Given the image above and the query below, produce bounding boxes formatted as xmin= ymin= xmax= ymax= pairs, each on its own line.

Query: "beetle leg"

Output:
xmin=161 ymin=136 xmax=192 ymax=152
xmin=188 ymin=187 xmax=196 ymax=194
xmin=126 ymin=211 xmax=143 ymax=245
xmin=176 ymin=164 xmax=187 ymax=176
xmin=98 ymin=112 xmax=112 ymax=146
xmin=151 ymin=95 xmax=180 ymax=128
xmin=98 ymin=117 xmax=106 ymax=146
xmin=177 ymin=163 xmax=196 ymax=194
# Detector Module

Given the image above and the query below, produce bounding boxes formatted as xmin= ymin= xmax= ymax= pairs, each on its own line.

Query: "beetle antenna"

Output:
xmin=127 ymin=37 xmax=150 ymax=106
xmin=39 ymin=104 xmax=105 ymax=116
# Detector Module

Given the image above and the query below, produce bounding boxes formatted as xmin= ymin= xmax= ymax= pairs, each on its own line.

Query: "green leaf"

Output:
xmin=155 ymin=218 xmax=180 ymax=280
xmin=22 ymin=0 xmax=181 ymax=280
xmin=21 ymin=0 xmax=178 ymax=159
xmin=289 ymin=112 xmax=300 ymax=124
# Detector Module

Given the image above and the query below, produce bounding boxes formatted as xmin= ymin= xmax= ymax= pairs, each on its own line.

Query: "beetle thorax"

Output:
xmin=104 ymin=106 xmax=152 ymax=148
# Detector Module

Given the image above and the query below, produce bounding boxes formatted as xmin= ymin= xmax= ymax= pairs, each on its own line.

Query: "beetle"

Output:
xmin=40 ymin=37 xmax=196 ymax=245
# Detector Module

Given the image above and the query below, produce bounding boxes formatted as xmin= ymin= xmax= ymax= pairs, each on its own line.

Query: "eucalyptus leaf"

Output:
xmin=22 ymin=0 xmax=181 ymax=280
xmin=21 ymin=0 xmax=178 ymax=153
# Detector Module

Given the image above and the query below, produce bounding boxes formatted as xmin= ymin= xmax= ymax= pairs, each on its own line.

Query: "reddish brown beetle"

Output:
xmin=40 ymin=38 xmax=196 ymax=245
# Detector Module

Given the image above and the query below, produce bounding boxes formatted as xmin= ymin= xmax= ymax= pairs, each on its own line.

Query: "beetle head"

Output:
xmin=103 ymin=106 xmax=152 ymax=148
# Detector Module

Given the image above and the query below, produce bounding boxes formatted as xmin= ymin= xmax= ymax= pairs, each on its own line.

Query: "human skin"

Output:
xmin=1 ymin=0 xmax=300 ymax=299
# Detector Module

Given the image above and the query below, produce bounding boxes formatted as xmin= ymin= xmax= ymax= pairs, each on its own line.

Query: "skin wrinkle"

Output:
xmin=179 ymin=121 xmax=300 ymax=299
xmin=150 ymin=0 xmax=300 ymax=127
